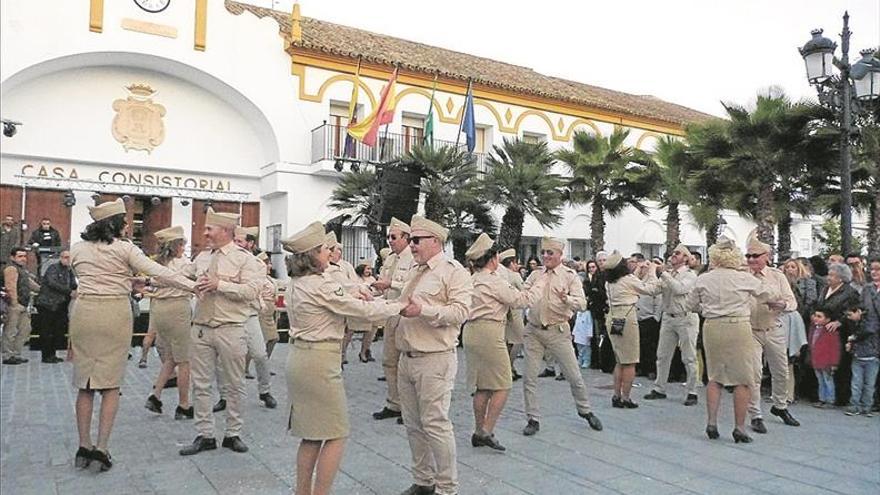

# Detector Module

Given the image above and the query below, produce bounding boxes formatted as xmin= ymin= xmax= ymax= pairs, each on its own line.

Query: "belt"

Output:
xmin=293 ymin=339 xmax=342 ymax=350
xmin=403 ymin=349 xmax=454 ymax=358
xmin=705 ymin=316 xmax=750 ymax=323
xmin=663 ymin=311 xmax=690 ymax=318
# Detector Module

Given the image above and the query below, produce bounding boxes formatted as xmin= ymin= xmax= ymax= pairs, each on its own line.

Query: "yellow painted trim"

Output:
xmin=394 ymin=87 xmax=449 ymax=123
xmin=194 ymin=0 xmax=207 ymax=51
xmin=512 ymin=110 xmax=561 ymax=141
xmin=289 ymin=51 xmax=687 ymax=137
xmin=563 ymin=118 xmax=603 ymax=139
xmin=89 ymin=0 xmax=103 ymax=33
xmin=292 ymin=65 xmax=378 ymax=109
xmin=635 ymin=131 xmax=663 ymax=150
xmin=449 ymin=99 xmax=514 ymax=133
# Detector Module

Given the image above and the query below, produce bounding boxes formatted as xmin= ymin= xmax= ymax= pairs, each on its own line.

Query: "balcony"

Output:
xmin=311 ymin=123 xmax=488 ymax=174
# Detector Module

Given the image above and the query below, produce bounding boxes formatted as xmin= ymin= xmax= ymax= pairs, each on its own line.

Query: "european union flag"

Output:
xmin=461 ymin=81 xmax=476 ymax=153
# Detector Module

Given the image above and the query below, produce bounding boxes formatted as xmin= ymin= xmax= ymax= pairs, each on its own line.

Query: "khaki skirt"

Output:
xmin=505 ymin=308 xmax=525 ymax=345
xmin=463 ymin=319 xmax=512 ymax=393
xmin=69 ymin=295 xmax=132 ymax=390
xmin=287 ymin=340 xmax=349 ymax=440
xmin=703 ymin=317 xmax=756 ymax=386
xmin=258 ymin=308 xmax=279 ymax=342
xmin=606 ymin=305 xmax=640 ymax=365
xmin=148 ymin=297 xmax=192 ymax=363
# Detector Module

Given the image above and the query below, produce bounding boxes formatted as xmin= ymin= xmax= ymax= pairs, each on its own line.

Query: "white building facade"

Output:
xmin=0 ymin=0 xmax=831 ymax=271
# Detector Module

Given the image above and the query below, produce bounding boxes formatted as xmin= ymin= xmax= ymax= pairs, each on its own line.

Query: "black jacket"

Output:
xmin=35 ymin=262 xmax=76 ymax=312
xmin=28 ymin=227 xmax=62 ymax=248
xmin=584 ymin=272 xmax=608 ymax=318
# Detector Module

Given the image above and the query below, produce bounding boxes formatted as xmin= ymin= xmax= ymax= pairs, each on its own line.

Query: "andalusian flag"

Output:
xmin=347 ymin=67 xmax=399 ymax=147
xmin=423 ymin=74 xmax=437 ymax=149
xmin=343 ymin=60 xmax=361 ymax=158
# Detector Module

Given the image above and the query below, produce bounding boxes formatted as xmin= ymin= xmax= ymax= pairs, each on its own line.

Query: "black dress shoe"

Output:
xmin=145 ymin=394 xmax=163 ymax=414
xmin=705 ymin=425 xmax=719 ymax=439
xmin=644 ymin=390 xmax=667 ymax=400
xmin=377 ymin=376 xmax=387 ymax=381
xmin=522 ymin=419 xmax=540 ymax=436
xmin=471 ymin=433 xmax=484 ymax=447
xmin=611 ymin=396 xmax=624 ymax=408
xmin=213 ymin=399 xmax=226 ymax=412
xmin=770 ymin=406 xmax=800 ymax=426
xmin=180 ymin=436 xmax=217 ymax=456
xmin=555 ymin=373 xmax=566 ymax=381
xmin=90 ymin=448 xmax=112 ymax=472
xmin=538 ymin=368 xmax=556 ymax=378
xmin=42 ymin=356 xmax=63 ymax=363
xmin=259 ymin=393 xmax=277 ymax=409
xmin=750 ymin=418 xmax=767 ymax=434
xmin=245 ymin=374 xmax=255 ymax=380
xmin=164 ymin=377 xmax=178 ymax=389
xmin=359 ymin=353 xmax=369 ymax=363
xmin=733 ymin=429 xmax=753 ymax=443
xmin=511 ymin=370 xmax=522 ymax=381
xmin=684 ymin=394 xmax=699 ymax=406
xmin=365 ymin=350 xmax=375 ymax=362
xmin=221 ymin=436 xmax=249 ymax=453
xmin=17 ymin=357 xmax=29 ymax=363
xmin=75 ymin=446 xmax=93 ymax=468
xmin=482 ymin=434 xmax=506 ymax=451
xmin=373 ymin=407 xmax=402 ymax=420
xmin=2 ymin=358 xmax=22 ymax=365
xmin=621 ymin=399 xmax=639 ymax=409
xmin=399 ymin=484 xmax=436 ymax=495
xmin=579 ymin=412 xmax=603 ymax=431
xmin=175 ymin=405 xmax=194 ymax=420
xmin=397 ymin=416 xmax=404 ymax=425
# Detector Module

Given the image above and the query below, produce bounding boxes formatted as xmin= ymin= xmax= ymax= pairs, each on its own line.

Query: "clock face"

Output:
xmin=133 ymin=0 xmax=170 ymax=14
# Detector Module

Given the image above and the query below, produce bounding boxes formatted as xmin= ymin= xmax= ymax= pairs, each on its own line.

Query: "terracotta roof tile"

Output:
xmin=225 ymin=1 xmax=713 ymax=128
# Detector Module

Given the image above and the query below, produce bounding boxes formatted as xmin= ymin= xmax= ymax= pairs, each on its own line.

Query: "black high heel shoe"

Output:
xmin=358 ymin=353 xmax=369 ymax=363
xmin=705 ymin=425 xmax=719 ymax=440
xmin=732 ymin=429 xmax=752 ymax=444
xmin=74 ymin=446 xmax=93 ymax=468
xmin=90 ymin=448 xmax=113 ymax=472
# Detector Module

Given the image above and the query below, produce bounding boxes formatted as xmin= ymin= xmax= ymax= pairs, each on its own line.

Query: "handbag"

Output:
xmin=607 ymin=283 xmax=634 ymax=336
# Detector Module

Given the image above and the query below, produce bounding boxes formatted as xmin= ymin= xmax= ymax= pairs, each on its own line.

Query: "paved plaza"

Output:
xmin=1 ymin=339 xmax=878 ymax=495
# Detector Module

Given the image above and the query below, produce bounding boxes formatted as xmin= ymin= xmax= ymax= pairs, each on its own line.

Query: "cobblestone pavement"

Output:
xmin=2 ymin=340 xmax=879 ymax=494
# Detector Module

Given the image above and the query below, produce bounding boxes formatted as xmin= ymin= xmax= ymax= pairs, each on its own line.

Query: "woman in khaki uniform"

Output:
xmin=256 ymin=252 xmax=280 ymax=359
xmin=145 ymin=226 xmax=195 ymax=420
xmin=603 ymin=251 xmax=658 ymax=409
xmin=69 ymin=199 xmax=196 ymax=471
xmin=283 ymin=221 xmax=406 ymax=495
xmin=687 ymin=237 xmax=777 ymax=443
xmin=464 ymin=234 xmax=543 ymax=451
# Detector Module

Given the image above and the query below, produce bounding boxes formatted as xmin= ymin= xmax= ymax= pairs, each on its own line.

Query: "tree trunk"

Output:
xmin=869 ymin=192 xmax=879 ymax=258
xmin=452 ymin=236 xmax=468 ymax=265
xmin=705 ymin=216 xmax=719 ymax=248
xmin=366 ymin=220 xmax=387 ymax=256
xmin=755 ymin=184 xmax=776 ymax=247
xmin=590 ymin=198 xmax=605 ymax=254
xmin=665 ymin=201 xmax=680 ymax=257
xmin=497 ymin=207 xmax=525 ymax=251
xmin=777 ymin=209 xmax=793 ymax=261
xmin=423 ymin=193 xmax=442 ymax=222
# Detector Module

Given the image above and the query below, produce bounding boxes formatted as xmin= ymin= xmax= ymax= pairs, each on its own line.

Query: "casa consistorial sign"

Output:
xmin=19 ymin=164 xmax=233 ymax=192
xmin=112 ymin=83 xmax=166 ymax=153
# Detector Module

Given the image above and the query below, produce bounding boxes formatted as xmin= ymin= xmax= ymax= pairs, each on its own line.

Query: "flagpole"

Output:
xmin=378 ymin=64 xmax=399 ymax=162
xmin=454 ymin=78 xmax=472 ymax=150
xmin=424 ymin=72 xmax=438 ymax=149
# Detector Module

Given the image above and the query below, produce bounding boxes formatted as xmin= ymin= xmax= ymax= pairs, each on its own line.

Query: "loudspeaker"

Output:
xmin=374 ymin=165 xmax=421 ymax=224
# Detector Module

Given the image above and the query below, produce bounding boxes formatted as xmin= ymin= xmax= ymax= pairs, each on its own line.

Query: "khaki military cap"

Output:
xmin=498 ymin=248 xmax=516 ymax=261
xmin=603 ymin=251 xmax=623 ymax=270
xmin=235 ymin=226 xmax=259 ymax=238
xmin=282 ymin=221 xmax=325 ymax=254
xmin=154 ymin=225 xmax=185 ymax=244
xmin=389 ymin=217 xmax=411 ymax=234
xmin=714 ymin=236 xmax=736 ymax=250
xmin=410 ymin=215 xmax=448 ymax=242
xmin=745 ymin=228 xmax=770 ymax=255
xmin=88 ymin=198 xmax=126 ymax=221
xmin=379 ymin=247 xmax=391 ymax=260
xmin=324 ymin=231 xmax=338 ymax=249
xmin=672 ymin=243 xmax=691 ymax=257
xmin=540 ymin=237 xmax=565 ymax=253
xmin=256 ymin=251 xmax=269 ymax=262
xmin=205 ymin=207 xmax=240 ymax=228
xmin=465 ymin=233 xmax=495 ymax=260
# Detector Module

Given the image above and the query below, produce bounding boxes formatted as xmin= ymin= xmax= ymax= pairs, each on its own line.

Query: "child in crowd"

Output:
xmin=845 ymin=305 xmax=879 ymax=417
xmin=573 ymin=309 xmax=593 ymax=369
xmin=810 ymin=308 xmax=841 ymax=408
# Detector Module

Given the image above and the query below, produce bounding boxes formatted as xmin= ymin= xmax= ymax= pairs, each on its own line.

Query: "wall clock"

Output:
xmin=133 ymin=0 xmax=171 ymax=14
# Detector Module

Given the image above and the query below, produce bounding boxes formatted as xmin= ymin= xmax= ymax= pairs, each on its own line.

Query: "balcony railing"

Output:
xmin=311 ymin=123 xmax=488 ymax=174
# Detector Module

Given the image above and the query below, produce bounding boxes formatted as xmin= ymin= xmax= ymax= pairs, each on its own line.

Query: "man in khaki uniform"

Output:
xmin=522 ymin=237 xmax=602 ymax=437
xmin=499 ymin=249 xmax=526 ymax=380
xmin=2 ymin=246 xmax=39 ymax=364
xmin=371 ymin=217 xmax=415 ymax=421
xmin=324 ymin=233 xmax=364 ymax=365
xmin=180 ymin=209 xmax=264 ymax=456
xmin=395 ymin=216 xmax=471 ymax=495
xmin=644 ymin=244 xmax=700 ymax=405
xmin=744 ymin=230 xmax=801 ymax=433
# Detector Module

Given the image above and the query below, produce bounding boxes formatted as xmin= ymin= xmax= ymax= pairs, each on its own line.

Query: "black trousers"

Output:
xmin=637 ymin=318 xmax=660 ymax=377
xmin=35 ymin=305 xmax=68 ymax=359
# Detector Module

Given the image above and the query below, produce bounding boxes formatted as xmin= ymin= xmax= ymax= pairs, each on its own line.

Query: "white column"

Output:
xmin=171 ymin=198 xmax=193 ymax=258
xmin=68 ymin=191 xmax=95 ymax=246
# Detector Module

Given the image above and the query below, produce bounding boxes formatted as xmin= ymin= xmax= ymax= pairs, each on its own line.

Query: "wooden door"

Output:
xmin=190 ymin=200 xmax=260 ymax=256
xmin=141 ymin=197 xmax=172 ymax=256
xmin=0 ymin=185 xmax=24 ymax=245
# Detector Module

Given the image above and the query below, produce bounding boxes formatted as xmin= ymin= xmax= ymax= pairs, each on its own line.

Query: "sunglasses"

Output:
xmin=387 ymin=234 xmax=400 ymax=241
xmin=409 ymin=236 xmax=434 ymax=245
xmin=745 ymin=253 xmax=764 ymax=259
xmin=540 ymin=250 xmax=556 ymax=256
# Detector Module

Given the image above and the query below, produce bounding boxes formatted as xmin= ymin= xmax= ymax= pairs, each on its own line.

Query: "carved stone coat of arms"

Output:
xmin=112 ymin=84 xmax=166 ymax=153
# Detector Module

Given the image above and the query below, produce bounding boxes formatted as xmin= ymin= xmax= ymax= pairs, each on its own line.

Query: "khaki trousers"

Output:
xmin=652 ymin=313 xmax=699 ymax=395
xmin=191 ymin=324 xmax=247 ymax=438
xmin=382 ymin=315 xmax=402 ymax=412
xmin=398 ymin=351 xmax=457 ymax=495
xmin=1 ymin=305 xmax=31 ymax=359
xmin=749 ymin=325 xmax=790 ymax=418
xmin=220 ymin=316 xmax=271 ymax=396
xmin=523 ymin=322 xmax=592 ymax=420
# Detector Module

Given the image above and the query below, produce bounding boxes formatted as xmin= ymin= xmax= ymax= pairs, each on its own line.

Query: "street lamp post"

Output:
xmin=799 ymin=11 xmax=880 ymax=255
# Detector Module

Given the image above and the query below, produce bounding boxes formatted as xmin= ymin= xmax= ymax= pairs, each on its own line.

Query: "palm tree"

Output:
xmin=556 ymin=127 xmax=656 ymax=254
xmin=402 ymin=145 xmax=495 ymax=262
xmin=328 ymin=168 xmax=386 ymax=254
xmin=685 ymin=119 xmax=733 ymax=248
xmin=482 ymin=138 xmax=564 ymax=251
xmin=650 ymin=135 xmax=694 ymax=256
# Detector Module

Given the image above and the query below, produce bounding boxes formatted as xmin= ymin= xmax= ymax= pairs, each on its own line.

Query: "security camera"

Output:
xmin=62 ymin=191 xmax=76 ymax=207
xmin=122 ymin=195 xmax=132 ymax=202
xmin=150 ymin=196 xmax=161 ymax=206
xmin=180 ymin=198 xmax=190 ymax=207
xmin=1 ymin=119 xmax=22 ymax=138
xmin=334 ymin=159 xmax=344 ymax=172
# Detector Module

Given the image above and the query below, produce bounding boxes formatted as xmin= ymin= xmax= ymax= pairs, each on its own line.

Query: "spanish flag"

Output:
xmin=347 ymin=67 xmax=399 ymax=147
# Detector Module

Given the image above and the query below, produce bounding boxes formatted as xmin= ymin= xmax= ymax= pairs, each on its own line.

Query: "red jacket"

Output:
xmin=809 ymin=324 xmax=841 ymax=369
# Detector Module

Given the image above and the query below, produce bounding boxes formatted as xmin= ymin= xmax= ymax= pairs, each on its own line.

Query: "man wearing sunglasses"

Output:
xmin=372 ymin=217 xmax=415 ymax=422
xmin=521 ymin=237 xmax=603 ymax=437
xmin=394 ymin=216 xmax=472 ymax=495
xmin=744 ymin=229 xmax=801 ymax=433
